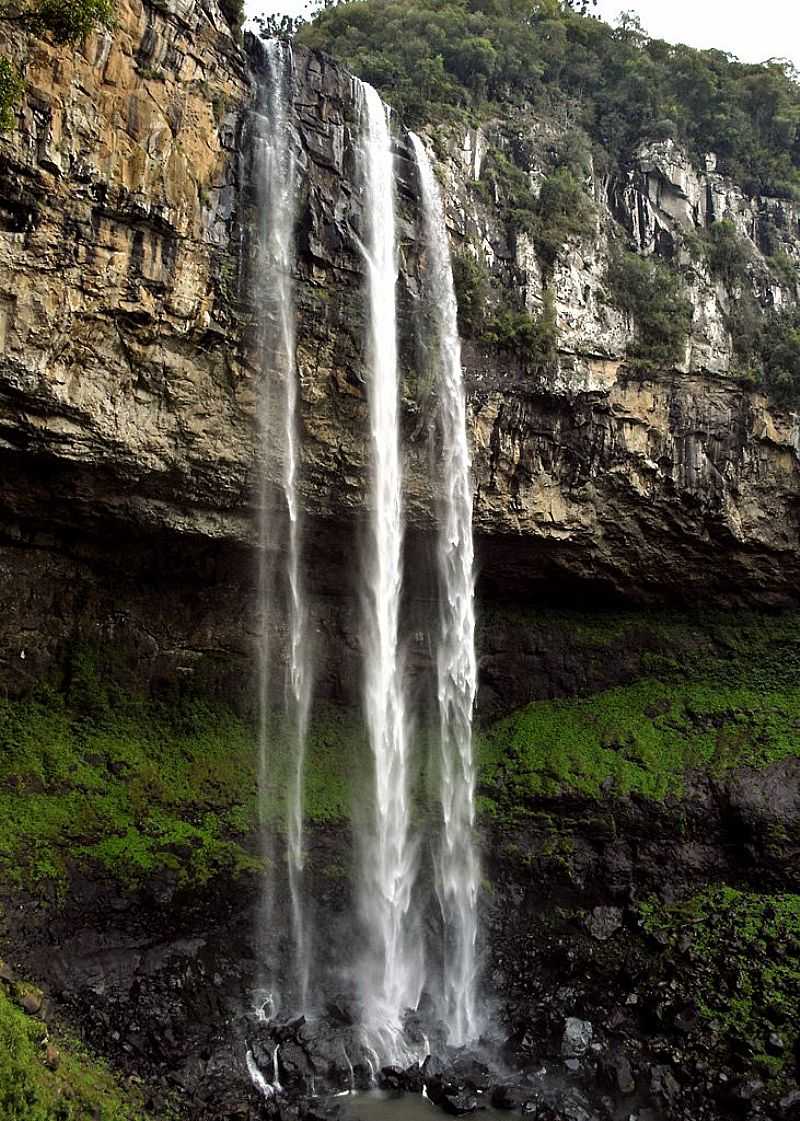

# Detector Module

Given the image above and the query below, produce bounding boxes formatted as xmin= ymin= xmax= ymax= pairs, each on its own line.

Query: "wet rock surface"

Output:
xmin=1 ymin=757 xmax=797 ymax=1121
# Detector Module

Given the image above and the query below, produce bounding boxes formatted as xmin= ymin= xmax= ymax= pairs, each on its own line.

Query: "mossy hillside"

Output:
xmin=0 ymin=980 xmax=156 ymax=1121
xmin=639 ymin=887 xmax=800 ymax=1080
xmin=476 ymin=607 xmax=800 ymax=813
xmin=0 ymin=649 xmax=364 ymax=894
xmin=4 ymin=611 xmax=800 ymax=888
xmin=477 ymin=679 xmax=800 ymax=810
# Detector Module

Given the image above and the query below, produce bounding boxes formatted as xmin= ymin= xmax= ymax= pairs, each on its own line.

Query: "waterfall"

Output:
xmin=354 ymin=80 xmax=422 ymax=1045
xmin=410 ymin=134 xmax=480 ymax=1045
xmin=253 ymin=39 xmax=312 ymax=1013
xmin=250 ymin=45 xmax=481 ymax=1047
xmin=272 ymin=1044 xmax=283 ymax=1092
xmin=246 ymin=1050 xmax=276 ymax=1100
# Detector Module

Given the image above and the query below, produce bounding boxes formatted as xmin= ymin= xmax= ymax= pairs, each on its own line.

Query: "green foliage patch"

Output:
xmin=0 ymin=648 xmax=359 ymax=893
xmin=723 ymin=285 xmax=800 ymax=406
xmin=476 ymin=607 xmax=800 ymax=814
xmin=22 ymin=0 xmax=115 ymax=43
xmin=478 ymin=301 xmax=556 ymax=365
xmin=478 ymin=145 xmax=594 ymax=268
xmin=607 ymin=246 xmax=693 ymax=368
xmin=0 ymin=57 xmax=23 ymax=129
xmin=451 ymin=247 xmax=558 ymax=366
xmin=686 ymin=219 xmax=800 ymax=401
xmin=298 ymin=0 xmax=800 ymax=198
xmin=0 ymin=982 xmax=153 ymax=1120
xmin=478 ymin=679 xmax=800 ymax=810
xmin=706 ymin=218 xmax=752 ymax=288
xmin=0 ymin=0 xmax=115 ymax=129
xmin=639 ymin=887 xmax=800 ymax=1078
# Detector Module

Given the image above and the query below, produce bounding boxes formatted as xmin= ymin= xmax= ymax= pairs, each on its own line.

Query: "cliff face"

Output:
xmin=1 ymin=3 xmax=800 ymax=695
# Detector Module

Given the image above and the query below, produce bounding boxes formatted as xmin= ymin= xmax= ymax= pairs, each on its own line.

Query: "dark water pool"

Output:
xmin=338 ymin=1090 xmax=510 ymax=1121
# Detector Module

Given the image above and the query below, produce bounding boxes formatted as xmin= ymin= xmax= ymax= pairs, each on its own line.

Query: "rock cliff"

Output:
xmin=1 ymin=0 xmax=800 ymax=704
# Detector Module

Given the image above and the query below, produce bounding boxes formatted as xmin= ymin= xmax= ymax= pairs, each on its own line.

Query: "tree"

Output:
xmin=256 ymin=11 xmax=305 ymax=41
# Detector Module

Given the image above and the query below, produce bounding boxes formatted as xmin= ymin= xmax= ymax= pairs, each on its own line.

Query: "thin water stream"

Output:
xmin=354 ymin=79 xmax=423 ymax=1050
xmin=411 ymin=134 xmax=480 ymax=1045
xmin=253 ymin=39 xmax=312 ymax=1013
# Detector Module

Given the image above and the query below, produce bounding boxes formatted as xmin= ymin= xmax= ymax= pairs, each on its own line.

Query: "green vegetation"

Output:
xmin=0 ymin=981 xmax=154 ymax=1120
xmin=478 ymin=297 xmax=557 ymax=366
xmin=534 ymin=165 xmax=594 ymax=267
xmin=767 ymin=248 xmax=799 ymax=292
xmin=451 ymin=250 xmax=489 ymax=336
xmin=17 ymin=0 xmax=114 ymax=42
xmin=478 ymin=145 xmax=594 ymax=267
xmin=0 ymin=0 xmax=115 ymax=128
xmin=297 ymin=0 xmax=800 ymax=198
xmin=0 ymin=647 xmax=360 ymax=893
xmin=6 ymin=612 xmax=800 ymax=880
xmin=726 ymin=297 xmax=800 ymax=405
xmin=300 ymin=0 xmax=800 ymax=379
xmin=476 ymin=607 xmax=800 ymax=813
xmin=451 ymin=244 xmax=558 ymax=365
xmin=759 ymin=306 xmax=800 ymax=403
xmin=706 ymin=218 xmax=752 ymax=288
xmin=681 ymin=218 xmax=800 ymax=402
xmin=607 ymin=246 xmax=693 ymax=367
xmin=478 ymin=679 xmax=800 ymax=809
xmin=0 ymin=56 xmax=24 ymax=128
xmin=639 ymin=887 xmax=800 ymax=1078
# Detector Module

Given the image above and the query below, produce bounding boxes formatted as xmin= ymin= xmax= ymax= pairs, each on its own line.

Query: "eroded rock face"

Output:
xmin=1 ymin=5 xmax=800 ymax=697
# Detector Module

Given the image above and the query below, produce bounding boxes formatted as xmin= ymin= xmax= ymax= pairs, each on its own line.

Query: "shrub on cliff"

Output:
xmin=607 ymin=247 xmax=693 ymax=368
xmin=480 ymin=290 xmax=558 ymax=369
xmin=728 ymin=300 xmax=800 ymax=406
xmin=707 ymin=218 xmax=753 ymax=288
xmin=760 ymin=306 xmax=800 ymax=403
xmin=479 ymin=149 xmax=594 ymax=251
xmin=451 ymin=250 xmax=489 ymax=336
xmin=0 ymin=57 xmax=23 ymax=127
xmin=452 ymin=247 xmax=558 ymax=368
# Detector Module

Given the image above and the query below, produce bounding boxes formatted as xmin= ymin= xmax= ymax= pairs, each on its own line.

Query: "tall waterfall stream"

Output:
xmin=252 ymin=39 xmax=313 ymax=1017
xmin=250 ymin=46 xmax=479 ymax=1081
xmin=355 ymin=79 xmax=423 ymax=1055
xmin=411 ymin=133 xmax=480 ymax=1047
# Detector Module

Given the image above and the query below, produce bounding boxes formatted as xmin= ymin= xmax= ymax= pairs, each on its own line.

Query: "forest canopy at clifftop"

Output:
xmin=297 ymin=0 xmax=800 ymax=197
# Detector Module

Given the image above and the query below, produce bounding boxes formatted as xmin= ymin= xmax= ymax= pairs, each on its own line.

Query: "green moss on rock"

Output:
xmin=479 ymin=679 xmax=800 ymax=808
xmin=0 ymin=980 xmax=156 ymax=1120
xmin=0 ymin=647 xmax=361 ymax=894
xmin=476 ymin=608 xmax=800 ymax=814
xmin=639 ymin=887 xmax=800 ymax=1079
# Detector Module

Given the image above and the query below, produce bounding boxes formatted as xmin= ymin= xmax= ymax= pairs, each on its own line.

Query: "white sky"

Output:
xmin=246 ymin=0 xmax=800 ymax=69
